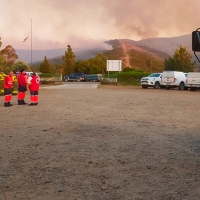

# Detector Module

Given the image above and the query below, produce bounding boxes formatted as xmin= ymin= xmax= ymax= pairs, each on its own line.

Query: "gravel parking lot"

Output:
xmin=0 ymin=86 xmax=200 ymax=200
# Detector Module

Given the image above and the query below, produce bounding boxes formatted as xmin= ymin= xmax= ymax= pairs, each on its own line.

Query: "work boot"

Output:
xmin=8 ymin=102 xmax=13 ymax=106
xmin=21 ymin=99 xmax=27 ymax=105
xmin=34 ymin=103 xmax=38 ymax=105
xmin=18 ymin=100 xmax=23 ymax=105
xmin=28 ymin=103 xmax=35 ymax=106
xmin=4 ymin=103 xmax=9 ymax=107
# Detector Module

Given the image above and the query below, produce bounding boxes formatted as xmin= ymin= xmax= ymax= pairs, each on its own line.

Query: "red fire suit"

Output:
xmin=29 ymin=75 xmax=40 ymax=105
xmin=17 ymin=72 xmax=28 ymax=104
xmin=4 ymin=75 xmax=13 ymax=106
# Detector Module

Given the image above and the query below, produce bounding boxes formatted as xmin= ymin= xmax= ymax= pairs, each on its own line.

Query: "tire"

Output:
xmin=142 ymin=85 xmax=148 ymax=89
xmin=153 ymin=81 xmax=160 ymax=89
xmin=64 ymin=78 xmax=68 ymax=82
xmin=178 ymin=82 xmax=185 ymax=90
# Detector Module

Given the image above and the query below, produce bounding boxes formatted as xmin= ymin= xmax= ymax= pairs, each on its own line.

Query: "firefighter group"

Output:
xmin=0 ymin=69 xmax=40 ymax=107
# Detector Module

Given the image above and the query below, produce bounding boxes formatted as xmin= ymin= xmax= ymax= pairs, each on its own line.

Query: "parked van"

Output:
xmin=25 ymin=72 xmax=34 ymax=83
xmin=161 ymin=71 xmax=187 ymax=90
xmin=186 ymin=72 xmax=200 ymax=91
xmin=25 ymin=72 xmax=41 ymax=83
xmin=16 ymin=71 xmax=40 ymax=84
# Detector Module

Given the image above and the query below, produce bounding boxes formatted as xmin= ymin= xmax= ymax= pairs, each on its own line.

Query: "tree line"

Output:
xmin=39 ymin=45 xmax=108 ymax=75
xmin=0 ymin=37 xmax=196 ymax=75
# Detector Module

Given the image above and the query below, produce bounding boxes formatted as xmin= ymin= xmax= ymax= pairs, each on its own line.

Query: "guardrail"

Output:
xmin=39 ymin=73 xmax=62 ymax=85
xmin=101 ymin=78 xmax=117 ymax=85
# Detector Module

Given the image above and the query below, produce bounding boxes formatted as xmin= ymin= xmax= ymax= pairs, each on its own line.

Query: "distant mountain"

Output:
xmin=16 ymin=46 xmax=109 ymax=64
xmin=134 ymin=34 xmax=192 ymax=56
xmin=16 ymin=34 xmax=199 ymax=70
xmin=16 ymin=48 xmax=66 ymax=64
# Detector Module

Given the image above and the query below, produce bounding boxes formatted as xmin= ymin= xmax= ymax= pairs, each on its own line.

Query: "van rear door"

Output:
xmin=162 ymin=71 xmax=175 ymax=84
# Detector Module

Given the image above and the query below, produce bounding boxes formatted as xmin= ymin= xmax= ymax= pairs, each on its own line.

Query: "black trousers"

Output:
xmin=4 ymin=88 xmax=12 ymax=95
xmin=30 ymin=91 xmax=39 ymax=95
xmin=18 ymin=85 xmax=27 ymax=92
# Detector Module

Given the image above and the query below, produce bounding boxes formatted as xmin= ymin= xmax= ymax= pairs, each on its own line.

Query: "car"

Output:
xmin=140 ymin=73 xmax=162 ymax=89
xmin=85 ymin=74 xmax=103 ymax=82
xmin=161 ymin=71 xmax=187 ymax=90
xmin=64 ymin=73 xmax=86 ymax=82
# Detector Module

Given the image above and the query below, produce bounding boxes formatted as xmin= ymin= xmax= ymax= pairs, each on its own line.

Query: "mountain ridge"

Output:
xmin=15 ymin=34 xmax=196 ymax=67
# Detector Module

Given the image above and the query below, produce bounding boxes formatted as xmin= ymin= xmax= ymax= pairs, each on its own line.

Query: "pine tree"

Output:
xmin=164 ymin=46 xmax=195 ymax=72
xmin=40 ymin=56 xmax=51 ymax=73
xmin=62 ymin=45 xmax=75 ymax=75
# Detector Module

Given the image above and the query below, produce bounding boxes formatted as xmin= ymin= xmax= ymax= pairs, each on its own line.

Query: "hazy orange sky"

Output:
xmin=1 ymin=0 xmax=200 ymax=50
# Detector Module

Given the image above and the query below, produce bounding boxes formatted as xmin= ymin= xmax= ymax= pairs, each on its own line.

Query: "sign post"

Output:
xmin=106 ymin=60 xmax=122 ymax=78
xmin=60 ymin=68 xmax=62 ymax=83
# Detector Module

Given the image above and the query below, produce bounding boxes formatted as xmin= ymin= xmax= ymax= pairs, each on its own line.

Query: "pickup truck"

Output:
xmin=185 ymin=72 xmax=200 ymax=91
xmin=140 ymin=73 xmax=162 ymax=89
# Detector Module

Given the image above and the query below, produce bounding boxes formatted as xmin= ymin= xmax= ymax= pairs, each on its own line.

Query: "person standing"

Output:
xmin=4 ymin=71 xmax=13 ymax=107
xmin=17 ymin=69 xmax=28 ymax=105
xmin=28 ymin=73 xmax=40 ymax=106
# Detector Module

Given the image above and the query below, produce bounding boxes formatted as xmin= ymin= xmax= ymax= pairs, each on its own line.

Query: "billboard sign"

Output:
xmin=107 ymin=60 xmax=122 ymax=71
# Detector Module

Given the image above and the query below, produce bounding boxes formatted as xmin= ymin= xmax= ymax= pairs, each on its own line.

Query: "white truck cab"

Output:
xmin=186 ymin=72 xmax=200 ymax=91
xmin=140 ymin=73 xmax=162 ymax=89
xmin=161 ymin=71 xmax=187 ymax=90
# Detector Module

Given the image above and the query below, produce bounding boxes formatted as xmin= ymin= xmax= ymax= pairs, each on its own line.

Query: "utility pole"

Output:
xmin=31 ymin=18 xmax=32 ymax=65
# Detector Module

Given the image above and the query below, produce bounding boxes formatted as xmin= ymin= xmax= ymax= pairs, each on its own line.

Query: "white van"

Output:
xmin=186 ymin=72 xmax=200 ymax=91
xmin=25 ymin=72 xmax=33 ymax=83
xmin=161 ymin=71 xmax=187 ymax=90
xmin=25 ymin=72 xmax=40 ymax=84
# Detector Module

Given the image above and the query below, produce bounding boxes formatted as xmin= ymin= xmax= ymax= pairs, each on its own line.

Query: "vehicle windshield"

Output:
xmin=148 ymin=73 xmax=161 ymax=77
xmin=184 ymin=73 xmax=188 ymax=77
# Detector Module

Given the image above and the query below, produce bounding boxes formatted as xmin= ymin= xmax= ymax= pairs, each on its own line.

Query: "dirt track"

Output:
xmin=0 ymin=86 xmax=200 ymax=200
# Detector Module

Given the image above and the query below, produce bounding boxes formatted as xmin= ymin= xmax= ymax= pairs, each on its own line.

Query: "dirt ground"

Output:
xmin=1 ymin=85 xmax=200 ymax=200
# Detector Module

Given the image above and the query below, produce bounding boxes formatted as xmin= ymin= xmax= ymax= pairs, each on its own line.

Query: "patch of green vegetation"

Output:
xmin=117 ymin=71 xmax=150 ymax=86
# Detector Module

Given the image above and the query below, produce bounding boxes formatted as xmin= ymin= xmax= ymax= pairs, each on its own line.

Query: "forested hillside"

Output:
xmin=128 ymin=49 xmax=164 ymax=72
xmin=104 ymin=39 xmax=169 ymax=72
xmin=30 ymin=39 xmax=170 ymax=73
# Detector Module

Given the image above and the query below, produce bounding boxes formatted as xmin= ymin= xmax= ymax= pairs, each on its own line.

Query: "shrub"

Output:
xmin=39 ymin=73 xmax=60 ymax=78
xmin=117 ymin=71 xmax=150 ymax=86
xmin=122 ymin=67 xmax=136 ymax=72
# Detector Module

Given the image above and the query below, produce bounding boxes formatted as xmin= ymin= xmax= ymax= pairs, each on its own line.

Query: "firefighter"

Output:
xmin=17 ymin=69 xmax=28 ymax=105
xmin=28 ymin=73 xmax=40 ymax=106
xmin=12 ymin=70 xmax=18 ymax=95
xmin=4 ymin=71 xmax=14 ymax=107
xmin=0 ymin=70 xmax=6 ymax=95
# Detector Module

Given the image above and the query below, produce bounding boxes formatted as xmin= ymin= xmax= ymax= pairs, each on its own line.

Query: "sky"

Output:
xmin=0 ymin=0 xmax=200 ymax=50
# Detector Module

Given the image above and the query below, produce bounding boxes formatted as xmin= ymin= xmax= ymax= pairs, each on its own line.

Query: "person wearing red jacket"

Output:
xmin=17 ymin=69 xmax=28 ymax=105
xmin=28 ymin=73 xmax=40 ymax=106
xmin=4 ymin=71 xmax=14 ymax=107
